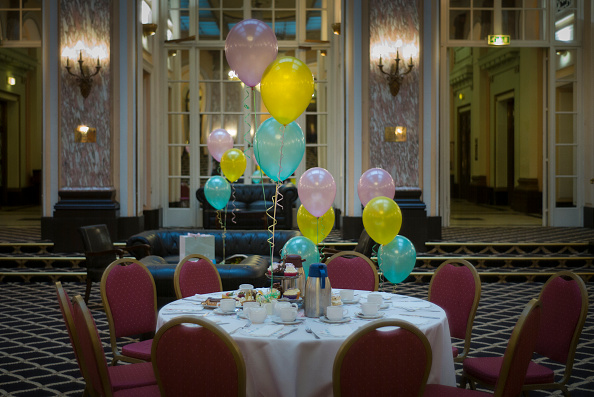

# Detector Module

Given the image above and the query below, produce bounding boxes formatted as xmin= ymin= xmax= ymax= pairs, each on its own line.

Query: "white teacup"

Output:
xmin=246 ymin=307 xmax=267 ymax=323
xmin=219 ymin=299 xmax=236 ymax=312
xmin=279 ymin=306 xmax=298 ymax=322
xmin=263 ymin=301 xmax=276 ymax=315
xmin=360 ymin=302 xmax=380 ymax=316
xmin=275 ymin=302 xmax=298 ymax=317
xmin=326 ymin=305 xmax=348 ymax=321
xmin=366 ymin=293 xmax=383 ymax=305
xmin=239 ymin=283 xmax=254 ymax=292
xmin=339 ymin=289 xmax=355 ymax=301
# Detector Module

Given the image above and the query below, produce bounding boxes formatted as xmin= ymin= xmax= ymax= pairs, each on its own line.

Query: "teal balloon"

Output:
xmin=204 ymin=176 xmax=231 ymax=210
xmin=253 ymin=118 xmax=305 ymax=182
xmin=252 ymin=170 xmax=263 ymax=184
xmin=378 ymin=235 xmax=417 ymax=284
xmin=281 ymin=236 xmax=320 ymax=278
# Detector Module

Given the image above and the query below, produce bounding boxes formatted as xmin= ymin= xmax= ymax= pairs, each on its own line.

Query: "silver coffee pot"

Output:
xmin=304 ymin=263 xmax=331 ymax=318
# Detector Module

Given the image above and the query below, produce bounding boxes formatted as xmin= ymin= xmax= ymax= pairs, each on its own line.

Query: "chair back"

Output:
xmin=333 ymin=319 xmax=431 ymax=397
xmin=71 ymin=295 xmax=113 ymax=397
xmin=325 ymin=251 xmax=379 ymax=291
xmin=101 ymin=258 xmax=157 ymax=339
xmin=535 ymin=271 xmax=588 ymax=367
xmin=428 ymin=260 xmax=481 ymax=343
xmin=354 ymin=229 xmax=375 ymax=258
xmin=79 ymin=224 xmax=118 ymax=268
xmin=55 ymin=282 xmax=85 ymax=376
xmin=174 ymin=254 xmax=223 ymax=299
xmin=494 ymin=298 xmax=542 ymax=397
xmin=152 ymin=316 xmax=246 ymax=397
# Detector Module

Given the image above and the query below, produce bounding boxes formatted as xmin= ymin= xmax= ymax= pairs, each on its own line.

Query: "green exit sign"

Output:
xmin=488 ymin=35 xmax=511 ymax=46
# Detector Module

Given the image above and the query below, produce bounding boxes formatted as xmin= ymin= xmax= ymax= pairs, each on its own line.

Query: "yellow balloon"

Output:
xmin=297 ymin=205 xmax=334 ymax=244
xmin=260 ymin=56 xmax=315 ymax=126
xmin=362 ymin=196 xmax=402 ymax=245
xmin=220 ymin=149 xmax=247 ymax=183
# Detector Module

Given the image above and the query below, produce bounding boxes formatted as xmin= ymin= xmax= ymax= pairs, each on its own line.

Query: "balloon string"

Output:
xmin=217 ymin=210 xmax=226 ymax=265
xmin=266 ymin=184 xmax=281 ymax=287
xmin=231 ymin=185 xmax=237 ymax=224
xmin=242 ymin=87 xmax=252 ymax=158
xmin=317 ymin=215 xmax=326 ymax=261
xmin=260 ymin=177 xmax=269 ymax=230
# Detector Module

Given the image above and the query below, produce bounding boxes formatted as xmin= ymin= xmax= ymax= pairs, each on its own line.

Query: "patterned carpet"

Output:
xmin=0 ymin=281 xmax=592 ymax=396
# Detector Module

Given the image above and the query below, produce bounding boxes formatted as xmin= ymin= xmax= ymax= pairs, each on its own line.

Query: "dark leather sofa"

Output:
xmin=196 ymin=183 xmax=298 ymax=229
xmin=127 ymin=229 xmax=300 ymax=300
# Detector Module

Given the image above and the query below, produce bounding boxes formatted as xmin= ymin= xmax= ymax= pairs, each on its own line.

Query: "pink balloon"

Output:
xmin=298 ymin=167 xmax=336 ymax=218
xmin=208 ymin=129 xmax=234 ymax=162
xmin=225 ymin=19 xmax=278 ymax=87
xmin=358 ymin=168 xmax=396 ymax=206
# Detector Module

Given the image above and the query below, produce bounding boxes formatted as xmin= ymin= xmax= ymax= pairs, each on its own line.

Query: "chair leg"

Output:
xmin=84 ymin=278 xmax=92 ymax=303
xmin=561 ymin=385 xmax=570 ymax=397
xmin=459 ymin=375 xmax=468 ymax=389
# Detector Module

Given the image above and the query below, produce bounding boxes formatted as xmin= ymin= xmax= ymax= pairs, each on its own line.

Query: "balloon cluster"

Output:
xmin=358 ymin=168 xmax=416 ymax=284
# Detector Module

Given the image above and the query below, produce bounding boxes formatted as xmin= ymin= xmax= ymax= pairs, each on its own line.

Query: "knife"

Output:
xmin=398 ymin=313 xmax=441 ymax=320
xmin=277 ymin=328 xmax=298 ymax=339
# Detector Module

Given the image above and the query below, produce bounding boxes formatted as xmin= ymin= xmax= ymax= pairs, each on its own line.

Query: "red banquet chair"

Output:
xmin=461 ymin=271 xmax=588 ymax=396
xmin=428 ymin=259 xmax=481 ymax=362
xmin=100 ymin=258 xmax=158 ymax=365
xmin=325 ymin=251 xmax=379 ymax=291
xmin=424 ymin=298 xmax=542 ymax=397
xmin=173 ymin=254 xmax=223 ymax=299
xmin=333 ymin=319 xmax=432 ymax=397
xmin=70 ymin=295 xmax=159 ymax=397
xmin=152 ymin=316 xmax=247 ymax=397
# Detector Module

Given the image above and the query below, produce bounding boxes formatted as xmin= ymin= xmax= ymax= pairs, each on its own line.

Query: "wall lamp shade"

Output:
xmin=332 ymin=23 xmax=341 ymax=35
xmin=65 ymin=51 xmax=101 ymax=98
xmin=7 ymin=77 xmax=15 ymax=86
xmin=143 ymin=23 xmax=158 ymax=36
xmin=75 ymin=125 xmax=96 ymax=143
xmin=378 ymin=48 xmax=414 ymax=96
xmin=385 ymin=126 xmax=406 ymax=142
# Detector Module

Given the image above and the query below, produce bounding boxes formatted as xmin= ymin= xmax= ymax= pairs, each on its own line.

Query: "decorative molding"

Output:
xmin=449 ymin=65 xmax=473 ymax=90
xmin=478 ymin=49 xmax=520 ymax=75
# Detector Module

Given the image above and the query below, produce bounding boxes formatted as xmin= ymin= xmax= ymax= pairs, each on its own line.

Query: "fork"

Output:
xmin=230 ymin=321 xmax=251 ymax=335
xmin=305 ymin=326 xmax=320 ymax=339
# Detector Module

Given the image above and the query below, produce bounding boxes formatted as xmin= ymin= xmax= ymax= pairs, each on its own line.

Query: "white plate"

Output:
xmin=356 ymin=312 xmax=385 ymax=320
xmin=379 ymin=302 xmax=390 ymax=310
xmin=272 ymin=318 xmax=305 ymax=325
xmin=341 ymin=298 xmax=360 ymax=304
xmin=213 ymin=308 xmax=239 ymax=315
xmin=202 ymin=304 xmax=218 ymax=310
xmin=319 ymin=315 xmax=352 ymax=324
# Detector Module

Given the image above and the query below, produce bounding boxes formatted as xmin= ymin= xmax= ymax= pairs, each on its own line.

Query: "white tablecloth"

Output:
xmin=157 ymin=289 xmax=456 ymax=397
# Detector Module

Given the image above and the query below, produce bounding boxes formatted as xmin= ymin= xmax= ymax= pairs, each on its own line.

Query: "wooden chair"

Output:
xmin=152 ymin=316 xmax=247 ymax=397
xmin=70 ymin=295 xmax=159 ymax=397
xmin=333 ymin=319 xmax=432 ymax=397
xmin=173 ymin=253 xmax=223 ymax=299
xmin=100 ymin=258 xmax=157 ymax=365
xmin=428 ymin=259 xmax=481 ymax=362
xmin=325 ymin=251 xmax=379 ymax=291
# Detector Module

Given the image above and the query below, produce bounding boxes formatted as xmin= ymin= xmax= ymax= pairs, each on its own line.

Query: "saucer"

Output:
xmin=356 ymin=312 xmax=385 ymax=319
xmin=272 ymin=318 xmax=305 ymax=325
xmin=319 ymin=315 xmax=352 ymax=324
xmin=237 ymin=311 xmax=248 ymax=319
xmin=202 ymin=304 xmax=218 ymax=310
xmin=341 ymin=298 xmax=360 ymax=304
xmin=213 ymin=308 xmax=239 ymax=315
xmin=379 ymin=302 xmax=390 ymax=310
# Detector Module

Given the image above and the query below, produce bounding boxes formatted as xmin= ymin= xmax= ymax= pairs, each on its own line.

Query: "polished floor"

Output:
xmin=450 ymin=199 xmax=542 ymax=227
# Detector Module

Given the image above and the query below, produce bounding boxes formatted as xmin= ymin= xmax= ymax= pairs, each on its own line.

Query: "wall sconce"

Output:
xmin=332 ymin=23 xmax=341 ymax=35
xmin=7 ymin=77 xmax=15 ymax=86
xmin=385 ymin=126 xmax=407 ymax=142
xmin=75 ymin=124 xmax=97 ymax=143
xmin=378 ymin=42 xmax=416 ymax=96
xmin=65 ymin=50 xmax=102 ymax=98
xmin=142 ymin=23 xmax=158 ymax=37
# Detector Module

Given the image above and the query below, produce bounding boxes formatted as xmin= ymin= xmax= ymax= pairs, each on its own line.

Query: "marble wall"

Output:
xmin=60 ymin=0 xmax=111 ymax=188
xmin=369 ymin=0 xmax=420 ymax=188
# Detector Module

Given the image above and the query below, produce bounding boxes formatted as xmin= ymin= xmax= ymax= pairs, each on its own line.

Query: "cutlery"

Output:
xmin=277 ymin=328 xmax=298 ymax=339
xmin=230 ymin=321 xmax=251 ymax=335
xmin=305 ymin=326 xmax=320 ymax=339
xmin=398 ymin=313 xmax=441 ymax=320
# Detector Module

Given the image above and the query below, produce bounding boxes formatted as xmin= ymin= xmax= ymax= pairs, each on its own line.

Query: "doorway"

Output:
xmin=494 ymin=94 xmax=515 ymax=206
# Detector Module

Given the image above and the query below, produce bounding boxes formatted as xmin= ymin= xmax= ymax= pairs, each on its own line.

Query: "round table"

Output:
xmin=157 ymin=289 xmax=456 ymax=397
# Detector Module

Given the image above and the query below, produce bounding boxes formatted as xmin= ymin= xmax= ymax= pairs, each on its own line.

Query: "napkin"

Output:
xmin=323 ymin=325 xmax=352 ymax=337
xmin=245 ymin=324 xmax=284 ymax=337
